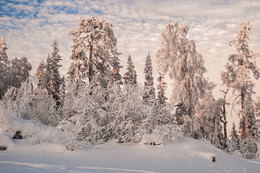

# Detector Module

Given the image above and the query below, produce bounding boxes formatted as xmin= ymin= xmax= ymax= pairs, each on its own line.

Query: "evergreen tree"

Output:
xmin=123 ymin=55 xmax=137 ymax=86
xmin=110 ymin=54 xmax=123 ymax=86
xmin=68 ymin=21 xmax=87 ymax=82
xmin=155 ymin=21 xmax=207 ymax=137
xmin=221 ymin=22 xmax=260 ymax=139
xmin=0 ymin=36 xmax=9 ymax=99
xmin=156 ymin=73 xmax=167 ymax=106
xmin=35 ymin=60 xmax=45 ymax=80
xmin=39 ymin=40 xmax=62 ymax=104
xmin=0 ymin=36 xmax=32 ymax=99
xmin=196 ymin=83 xmax=224 ymax=145
xmin=227 ymin=123 xmax=240 ymax=154
xmin=245 ymin=100 xmax=258 ymax=138
xmin=0 ymin=36 xmax=8 ymax=64
xmin=143 ymin=53 xmax=155 ymax=105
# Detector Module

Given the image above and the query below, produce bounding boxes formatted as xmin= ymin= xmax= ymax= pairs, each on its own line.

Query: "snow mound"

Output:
xmin=0 ymin=102 xmax=65 ymax=145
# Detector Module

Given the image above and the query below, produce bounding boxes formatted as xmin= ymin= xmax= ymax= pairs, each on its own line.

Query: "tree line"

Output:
xmin=1 ymin=17 xmax=259 ymax=158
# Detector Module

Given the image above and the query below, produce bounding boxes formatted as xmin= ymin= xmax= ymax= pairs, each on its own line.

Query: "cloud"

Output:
xmin=0 ymin=0 xmax=260 ymax=103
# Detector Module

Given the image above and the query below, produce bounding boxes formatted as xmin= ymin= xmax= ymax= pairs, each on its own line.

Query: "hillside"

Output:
xmin=0 ymin=103 xmax=259 ymax=173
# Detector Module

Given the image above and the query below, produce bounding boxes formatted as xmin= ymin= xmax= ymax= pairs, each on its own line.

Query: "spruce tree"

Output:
xmin=0 ymin=36 xmax=8 ymax=64
xmin=39 ymin=40 xmax=62 ymax=104
xmin=221 ymin=22 xmax=260 ymax=139
xmin=0 ymin=36 xmax=9 ymax=99
xmin=227 ymin=123 xmax=239 ymax=153
xmin=110 ymin=54 xmax=123 ymax=85
xmin=35 ymin=60 xmax=45 ymax=83
xmin=156 ymin=73 xmax=167 ymax=106
xmin=143 ymin=53 xmax=155 ymax=105
xmin=123 ymin=55 xmax=137 ymax=86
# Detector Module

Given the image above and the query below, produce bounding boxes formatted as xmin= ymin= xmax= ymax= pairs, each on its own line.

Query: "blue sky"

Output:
xmin=1 ymin=0 xmax=260 ymax=100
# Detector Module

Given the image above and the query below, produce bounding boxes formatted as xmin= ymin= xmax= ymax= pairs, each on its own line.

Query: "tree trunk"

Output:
xmin=89 ymin=44 xmax=94 ymax=83
xmin=221 ymin=88 xmax=228 ymax=148
xmin=241 ymin=89 xmax=247 ymax=139
xmin=185 ymin=79 xmax=194 ymax=137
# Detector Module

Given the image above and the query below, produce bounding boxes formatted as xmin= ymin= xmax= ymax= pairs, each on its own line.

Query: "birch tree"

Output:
xmin=155 ymin=21 xmax=207 ymax=136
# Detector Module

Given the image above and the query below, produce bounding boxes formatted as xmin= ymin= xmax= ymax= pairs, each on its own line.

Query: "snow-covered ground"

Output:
xmin=1 ymin=103 xmax=260 ymax=173
xmin=1 ymin=135 xmax=260 ymax=173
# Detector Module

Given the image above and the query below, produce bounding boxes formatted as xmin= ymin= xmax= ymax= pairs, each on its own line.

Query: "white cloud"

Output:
xmin=1 ymin=0 xmax=260 ymax=103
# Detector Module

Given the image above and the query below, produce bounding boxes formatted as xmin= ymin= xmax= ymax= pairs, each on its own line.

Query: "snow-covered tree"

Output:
xmin=110 ymin=53 xmax=123 ymax=85
xmin=239 ymin=137 xmax=258 ymax=159
xmin=155 ymin=21 xmax=207 ymax=136
xmin=226 ymin=123 xmax=240 ymax=155
xmin=0 ymin=36 xmax=8 ymax=64
xmin=245 ymin=100 xmax=258 ymax=138
xmin=143 ymin=53 xmax=155 ymax=105
xmin=9 ymin=57 xmax=32 ymax=89
xmin=68 ymin=17 xmax=120 ymax=88
xmin=39 ymin=40 xmax=62 ymax=104
xmin=219 ymin=88 xmax=229 ymax=143
xmin=3 ymin=77 xmax=58 ymax=126
xmin=0 ymin=36 xmax=32 ymax=99
xmin=35 ymin=60 xmax=45 ymax=80
xmin=221 ymin=22 xmax=260 ymax=139
xmin=123 ymin=55 xmax=137 ymax=86
xmin=0 ymin=36 xmax=9 ymax=99
xmin=68 ymin=19 xmax=87 ymax=82
xmin=156 ymin=72 xmax=167 ymax=106
xmin=195 ymin=83 xmax=224 ymax=146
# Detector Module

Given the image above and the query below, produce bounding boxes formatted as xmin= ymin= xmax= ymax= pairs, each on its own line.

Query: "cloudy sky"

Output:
xmin=1 ymin=0 xmax=260 ymax=101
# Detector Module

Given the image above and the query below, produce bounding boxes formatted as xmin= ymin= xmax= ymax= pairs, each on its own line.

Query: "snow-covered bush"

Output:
xmin=3 ymin=77 xmax=59 ymax=126
xmin=59 ymin=83 xmax=182 ymax=146
xmin=239 ymin=137 xmax=258 ymax=159
xmin=0 ymin=102 xmax=65 ymax=145
xmin=141 ymin=124 xmax=182 ymax=145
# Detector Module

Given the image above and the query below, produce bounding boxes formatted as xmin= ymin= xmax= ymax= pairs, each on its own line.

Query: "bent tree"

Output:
xmin=155 ymin=21 xmax=207 ymax=137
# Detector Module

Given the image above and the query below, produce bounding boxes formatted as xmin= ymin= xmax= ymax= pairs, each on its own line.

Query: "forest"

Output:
xmin=0 ymin=17 xmax=259 ymax=159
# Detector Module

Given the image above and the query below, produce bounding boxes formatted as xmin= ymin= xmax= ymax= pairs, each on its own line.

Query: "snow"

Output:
xmin=1 ymin=135 xmax=260 ymax=173
xmin=1 ymin=102 xmax=260 ymax=173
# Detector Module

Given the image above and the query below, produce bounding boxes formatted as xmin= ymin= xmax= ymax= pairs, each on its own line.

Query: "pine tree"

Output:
xmin=221 ymin=22 xmax=260 ymax=139
xmin=143 ymin=53 xmax=155 ymax=105
xmin=123 ymin=55 xmax=137 ymax=86
xmin=155 ymin=21 xmax=207 ymax=137
xmin=68 ymin=17 xmax=120 ymax=88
